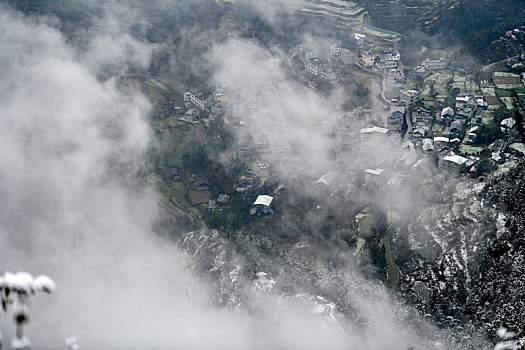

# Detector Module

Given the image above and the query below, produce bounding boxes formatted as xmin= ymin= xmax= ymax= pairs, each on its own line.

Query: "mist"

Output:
xmin=0 ymin=2 xmax=493 ymax=349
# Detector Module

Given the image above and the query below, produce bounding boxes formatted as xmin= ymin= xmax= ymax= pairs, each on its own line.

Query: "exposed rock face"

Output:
xmin=397 ymin=161 xmax=525 ymax=344
xmin=483 ymin=26 xmax=525 ymax=64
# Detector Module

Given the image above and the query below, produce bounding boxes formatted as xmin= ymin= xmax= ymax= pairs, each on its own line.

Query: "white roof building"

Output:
xmin=365 ymin=168 xmax=385 ymax=176
xmin=254 ymin=195 xmax=273 ymax=207
xmin=422 ymin=138 xmax=434 ymax=151
xmin=443 ymin=155 xmax=468 ymax=165
xmin=316 ymin=172 xmax=338 ymax=186
xmin=360 ymin=126 xmax=390 ymax=135
xmin=441 ymin=107 xmax=454 ymax=117
xmin=434 ymin=136 xmax=450 ymax=143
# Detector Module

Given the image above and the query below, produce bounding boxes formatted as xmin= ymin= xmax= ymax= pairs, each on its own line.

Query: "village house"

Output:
xmin=434 ymin=136 xmax=450 ymax=149
xmin=320 ymin=67 xmax=338 ymax=83
xmin=329 ymin=42 xmax=342 ymax=56
xmin=422 ymin=138 xmax=434 ymax=152
xmin=251 ymin=195 xmax=274 ymax=215
xmin=193 ymin=176 xmax=210 ymax=191
xmin=455 ymin=94 xmax=477 ymax=109
xmin=400 ymin=90 xmax=420 ymax=107
xmin=217 ymin=194 xmax=231 ymax=206
xmin=208 ymin=200 xmax=217 ymax=213
xmin=236 ymin=175 xmax=255 ymax=192
xmin=443 ymin=154 xmax=468 ymax=168
xmin=360 ymin=126 xmax=390 ymax=143
xmin=408 ymin=65 xmax=431 ymax=79
xmin=449 ymin=120 xmax=465 ymax=137
xmin=475 ymin=96 xmax=488 ymax=109
xmin=387 ymin=110 xmax=404 ymax=132
xmin=316 ymin=172 xmax=339 ymax=188
xmin=409 ymin=126 xmax=426 ymax=139
xmin=422 ymin=58 xmax=447 ymax=70
xmin=360 ymin=52 xmax=375 ymax=67
xmin=353 ymin=33 xmax=365 ymax=46
xmin=375 ymin=59 xmax=397 ymax=70
xmin=305 ymin=50 xmax=319 ymax=61
xmin=214 ymin=84 xmax=229 ymax=103
xmin=455 ymin=106 xmax=475 ymax=120
xmin=182 ymin=108 xmax=199 ymax=123
xmin=382 ymin=50 xmax=400 ymax=61
xmin=305 ymin=62 xmax=319 ymax=75
xmin=441 ymin=107 xmax=454 ymax=123
xmin=184 ymin=89 xmax=211 ymax=111
xmin=365 ymin=168 xmax=386 ymax=185
xmin=414 ymin=108 xmax=434 ymax=127
xmin=168 ymin=167 xmax=182 ymax=182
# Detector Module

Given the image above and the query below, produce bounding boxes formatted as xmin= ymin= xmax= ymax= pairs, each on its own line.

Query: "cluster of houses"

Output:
xmin=375 ymin=86 xmax=492 ymax=171
xmin=408 ymin=58 xmax=448 ymax=79
xmin=438 ymin=94 xmax=488 ymax=144
xmin=299 ymin=41 xmax=357 ymax=83
xmin=178 ymin=41 xmax=517 ymax=219
xmin=208 ymin=194 xmax=231 ymax=213
xmin=183 ymin=87 xmax=229 ymax=126
xmin=358 ymin=49 xmax=401 ymax=71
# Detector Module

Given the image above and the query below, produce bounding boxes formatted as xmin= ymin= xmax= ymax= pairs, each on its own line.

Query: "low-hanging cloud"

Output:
xmin=0 ymin=2 xmax=490 ymax=349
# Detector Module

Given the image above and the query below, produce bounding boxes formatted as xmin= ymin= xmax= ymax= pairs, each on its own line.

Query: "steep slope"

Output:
xmin=394 ymin=161 xmax=525 ymax=344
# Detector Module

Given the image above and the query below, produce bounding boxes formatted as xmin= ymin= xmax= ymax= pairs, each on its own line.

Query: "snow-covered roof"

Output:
xmin=422 ymin=138 xmax=434 ymax=151
xmin=434 ymin=136 xmax=449 ymax=143
xmin=365 ymin=168 xmax=385 ymax=176
xmin=501 ymin=118 xmax=516 ymax=129
xmin=441 ymin=107 xmax=454 ymax=116
xmin=443 ymin=155 xmax=468 ymax=165
xmin=254 ymin=195 xmax=273 ymax=207
xmin=360 ymin=126 xmax=390 ymax=134
xmin=316 ymin=172 xmax=338 ymax=186
xmin=510 ymin=142 xmax=525 ymax=154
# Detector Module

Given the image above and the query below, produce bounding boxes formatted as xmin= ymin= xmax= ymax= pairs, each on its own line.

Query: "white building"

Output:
xmin=184 ymin=91 xmax=206 ymax=110
xmin=443 ymin=154 xmax=468 ymax=167
xmin=382 ymin=50 xmax=400 ymax=61
xmin=321 ymin=69 xmax=337 ymax=83
xmin=423 ymin=58 xmax=447 ymax=70
xmin=365 ymin=168 xmax=386 ymax=185
xmin=305 ymin=62 xmax=319 ymax=75
xmin=360 ymin=126 xmax=390 ymax=143
xmin=400 ymin=90 xmax=420 ymax=107
xmin=305 ymin=50 xmax=319 ymax=60
xmin=330 ymin=42 xmax=342 ymax=56
xmin=353 ymin=33 xmax=365 ymax=46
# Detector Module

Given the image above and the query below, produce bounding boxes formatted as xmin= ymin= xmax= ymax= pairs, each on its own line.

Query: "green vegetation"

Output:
xmin=445 ymin=1 xmax=525 ymax=59
xmin=472 ymin=106 xmax=512 ymax=145
xmin=413 ymin=281 xmax=431 ymax=303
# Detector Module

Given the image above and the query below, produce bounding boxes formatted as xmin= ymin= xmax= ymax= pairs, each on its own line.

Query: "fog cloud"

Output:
xmin=0 ymin=2 xmax=489 ymax=349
